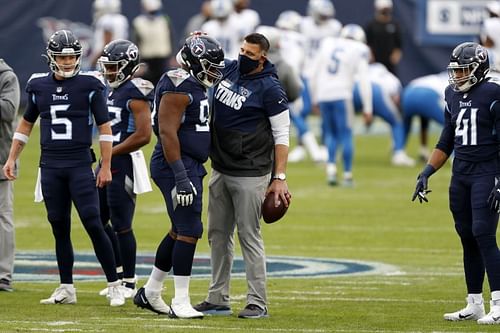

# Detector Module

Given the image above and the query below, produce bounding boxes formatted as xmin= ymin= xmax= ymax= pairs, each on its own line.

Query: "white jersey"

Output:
xmin=368 ymin=62 xmax=401 ymax=97
xmin=92 ymin=13 xmax=129 ymax=59
xmin=201 ymin=16 xmax=241 ymax=59
xmin=300 ymin=16 xmax=342 ymax=77
xmin=309 ymin=37 xmax=372 ymax=115
xmin=278 ymin=29 xmax=305 ymax=75
xmin=408 ymin=72 xmax=448 ymax=98
xmin=234 ymin=9 xmax=260 ymax=40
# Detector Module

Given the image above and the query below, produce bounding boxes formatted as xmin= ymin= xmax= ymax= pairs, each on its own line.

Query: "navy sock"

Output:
xmin=117 ymin=229 xmax=137 ymax=279
xmin=461 ymin=235 xmax=485 ymax=293
xmin=154 ymin=233 xmax=176 ymax=272
xmin=476 ymin=234 xmax=500 ymax=291
xmin=172 ymin=240 xmax=196 ymax=276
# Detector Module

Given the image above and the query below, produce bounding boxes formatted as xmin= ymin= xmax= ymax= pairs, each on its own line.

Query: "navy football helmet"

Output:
xmin=447 ymin=42 xmax=489 ymax=92
xmin=46 ymin=30 xmax=82 ymax=78
xmin=98 ymin=39 xmax=140 ymax=88
xmin=176 ymin=35 xmax=225 ymax=88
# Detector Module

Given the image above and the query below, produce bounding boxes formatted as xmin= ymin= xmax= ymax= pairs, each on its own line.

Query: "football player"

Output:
xmin=412 ymin=42 xmax=500 ymax=325
xmin=96 ymin=39 xmax=154 ymax=300
xmin=201 ymin=0 xmax=239 ymax=59
xmin=2 ymin=30 xmax=124 ymax=306
xmin=134 ymin=34 xmax=225 ymax=319
xmin=308 ymin=23 xmax=372 ymax=186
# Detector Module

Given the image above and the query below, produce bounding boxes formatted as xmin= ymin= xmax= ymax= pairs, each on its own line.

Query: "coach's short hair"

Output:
xmin=244 ymin=33 xmax=270 ymax=53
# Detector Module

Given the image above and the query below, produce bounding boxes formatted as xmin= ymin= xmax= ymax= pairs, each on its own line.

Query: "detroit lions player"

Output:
xmin=2 ymin=30 xmax=124 ymax=306
xmin=309 ymin=24 xmax=372 ymax=186
xmin=96 ymin=39 xmax=153 ymax=300
xmin=412 ymin=42 xmax=500 ymax=325
xmin=134 ymin=34 xmax=225 ymax=319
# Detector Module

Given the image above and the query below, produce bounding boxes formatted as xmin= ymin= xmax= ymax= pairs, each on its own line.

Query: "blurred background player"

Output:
xmin=479 ymin=6 xmax=500 ymax=72
xmin=96 ymin=39 xmax=154 ymax=301
xmin=90 ymin=0 xmax=129 ymax=68
xmin=134 ymin=34 xmax=225 ymax=319
xmin=2 ymin=29 xmax=124 ymax=306
xmin=402 ymin=71 xmax=448 ymax=161
xmin=345 ymin=24 xmax=414 ymax=167
xmin=231 ymin=0 xmax=260 ymax=40
xmin=309 ymin=23 xmax=372 ymax=186
xmin=290 ymin=0 xmax=342 ymax=163
xmin=132 ymin=0 xmax=174 ymax=86
xmin=182 ymin=0 xmax=212 ymax=41
xmin=201 ymin=0 xmax=239 ymax=59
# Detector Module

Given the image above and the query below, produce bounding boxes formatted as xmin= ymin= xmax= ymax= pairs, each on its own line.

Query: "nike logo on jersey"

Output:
xmin=278 ymin=98 xmax=285 ymax=104
xmin=458 ymin=312 xmax=473 ymax=319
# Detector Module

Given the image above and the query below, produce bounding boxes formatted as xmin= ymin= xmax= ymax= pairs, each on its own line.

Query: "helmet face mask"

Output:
xmin=179 ymin=35 xmax=225 ymax=88
xmin=47 ymin=30 xmax=82 ymax=78
xmin=447 ymin=42 xmax=489 ymax=92
xmin=98 ymin=39 xmax=140 ymax=88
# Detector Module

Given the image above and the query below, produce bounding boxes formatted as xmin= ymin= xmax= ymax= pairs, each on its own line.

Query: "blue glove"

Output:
xmin=170 ymin=160 xmax=197 ymax=207
xmin=412 ymin=164 xmax=435 ymax=203
xmin=487 ymin=179 xmax=500 ymax=212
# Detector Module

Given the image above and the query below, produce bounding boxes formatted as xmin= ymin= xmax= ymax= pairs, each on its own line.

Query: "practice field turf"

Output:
xmin=1 ymin=119 xmax=499 ymax=332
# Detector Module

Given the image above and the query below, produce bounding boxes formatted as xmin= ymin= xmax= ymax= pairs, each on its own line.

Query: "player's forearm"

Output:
xmin=112 ymin=132 xmax=151 ymax=156
xmin=160 ymin=130 xmax=182 ymax=163
xmin=274 ymin=144 xmax=289 ymax=175
xmin=8 ymin=119 xmax=34 ymax=160
xmin=97 ymin=122 xmax=113 ymax=167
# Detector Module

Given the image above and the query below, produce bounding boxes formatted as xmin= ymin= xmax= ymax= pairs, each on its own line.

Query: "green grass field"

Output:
xmin=1 ymin=119 xmax=499 ymax=332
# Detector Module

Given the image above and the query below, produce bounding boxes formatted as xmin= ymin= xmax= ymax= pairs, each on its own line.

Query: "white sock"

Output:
xmin=107 ymin=280 xmax=121 ymax=287
xmin=326 ymin=163 xmax=337 ymax=176
xmin=173 ymin=275 xmax=190 ymax=301
xmin=491 ymin=291 xmax=500 ymax=301
xmin=60 ymin=283 xmax=74 ymax=291
xmin=144 ymin=266 xmax=168 ymax=293
xmin=344 ymin=172 xmax=353 ymax=180
xmin=469 ymin=293 xmax=483 ymax=304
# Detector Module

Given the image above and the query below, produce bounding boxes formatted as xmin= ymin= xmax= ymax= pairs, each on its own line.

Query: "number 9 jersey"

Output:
xmin=150 ymin=68 xmax=211 ymax=178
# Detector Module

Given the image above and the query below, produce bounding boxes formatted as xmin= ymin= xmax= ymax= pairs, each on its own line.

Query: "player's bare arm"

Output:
xmin=111 ymin=99 xmax=152 ymax=155
xmin=97 ymin=121 xmax=113 ymax=188
xmin=2 ymin=118 xmax=34 ymax=180
xmin=158 ymin=92 xmax=190 ymax=162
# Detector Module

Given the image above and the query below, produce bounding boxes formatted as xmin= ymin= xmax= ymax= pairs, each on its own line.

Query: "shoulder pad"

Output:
xmin=131 ymin=78 xmax=154 ymax=96
xmin=28 ymin=72 xmax=49 ymax=83
xmin=80 ymin=71 xmax=106 ymax=85
xmin=167 ymin=68 xmax=191 ymax=87
xmin=487 ymin=76 xmax=500 ymax=86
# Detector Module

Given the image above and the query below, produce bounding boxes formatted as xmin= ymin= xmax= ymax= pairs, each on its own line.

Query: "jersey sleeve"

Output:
xmin=23 ymin=80 xmax=39 ymax=123
xmin=263 ymin=81 xmax=288 ymax=117
xmin=130 ymin=78 xmax=155 ymax=102
xmin=91 ymin=84 xmax=110 ymax=126
xmin=435 ymin=102 xmax=454 ymax=155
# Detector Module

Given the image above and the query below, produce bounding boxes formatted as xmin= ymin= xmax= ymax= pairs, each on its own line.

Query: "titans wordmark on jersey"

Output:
xmin=444 ymin=77 xmax=500 ymax=164
xmin=106 ymin=78 xmax=154 ymax=145
xmin=24 ymin=71 xmax=109 ymax=168
xmin=150 ymin=68 xmax=210 ymax=178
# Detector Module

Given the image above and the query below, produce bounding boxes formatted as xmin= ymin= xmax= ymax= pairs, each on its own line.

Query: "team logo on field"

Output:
xmin=13 ymin=252 xmax=398 ymax=281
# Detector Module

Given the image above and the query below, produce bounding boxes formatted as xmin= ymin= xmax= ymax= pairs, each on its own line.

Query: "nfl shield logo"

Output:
xmin=56 ymin=87 xmax=62 ymax=93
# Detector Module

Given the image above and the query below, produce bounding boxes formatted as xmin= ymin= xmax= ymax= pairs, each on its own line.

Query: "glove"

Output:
xmin=412 ymin=164 xmax=435 ymax=204
xmin=175 ymin=178 xmax=198 ymax=207
xmin=487 ymin=179 xmax=500 ymax=212
xmin=170 ymin=159 xmax=197 ymax=207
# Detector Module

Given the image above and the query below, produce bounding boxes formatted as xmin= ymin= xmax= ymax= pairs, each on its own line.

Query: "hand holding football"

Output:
xmin=262 ymin=191 xmax=289 ymax=224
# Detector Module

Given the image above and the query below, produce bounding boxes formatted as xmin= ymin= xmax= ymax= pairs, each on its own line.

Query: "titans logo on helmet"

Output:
xmin=475 ymin=46 xmax=487 ymax=63
xmin=189 ymin=37 xmax=206 ymax=58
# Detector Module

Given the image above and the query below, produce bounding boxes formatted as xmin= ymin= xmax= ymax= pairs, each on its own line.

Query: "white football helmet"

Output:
xmin=308 ymin=0 xmax=335 ymax=21
xmin=210 ymin=0 xmax=234 ymax=19
xmin=275 ymin=10 xmax=302 ymax=32
xmin=340 ymin=24 xmax=366 ymax=44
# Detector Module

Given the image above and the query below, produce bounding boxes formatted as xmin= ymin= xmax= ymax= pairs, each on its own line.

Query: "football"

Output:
xmin=262 ymin=192 xmax=289 ymax=224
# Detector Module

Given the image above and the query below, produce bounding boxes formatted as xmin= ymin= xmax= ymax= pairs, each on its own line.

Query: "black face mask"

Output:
xmin=238 ymin=54 xmax=260 ymax=75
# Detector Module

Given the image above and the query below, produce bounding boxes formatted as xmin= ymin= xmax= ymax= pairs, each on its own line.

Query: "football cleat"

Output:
xmin=134 ymin=287 xmax=172 ymax=315
xmin=40 ymin=285 xmax=77 ymax=305
xmin=107 ymin=284 xmax=125 ymax=307
xmin=477 ymin=300 xmax=500 ymax=324
xmin=391 ymin=151 xmax=416 ymax=167
xmin=443 ymin=296 xmax=485 ymax=321
xmin=170 ymin=297 xmax=204 ymax=319
xmin=120 ymin=285 xmax=137 ymax=299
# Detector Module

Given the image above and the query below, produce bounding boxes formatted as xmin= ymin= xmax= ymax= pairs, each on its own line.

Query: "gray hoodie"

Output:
xmin=0 ymin=59 xmax=20 ymax=179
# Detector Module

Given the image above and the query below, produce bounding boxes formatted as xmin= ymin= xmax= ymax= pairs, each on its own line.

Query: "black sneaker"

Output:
xmin=0 ymin=279 xmax=13 ymax=292
xmin=133 ymin=287 xmax=171 ymax=315
xmin=193 ymin=301 xmax=232 ymax=316
xmin=238 ymin=304 xmax=269 ymax=319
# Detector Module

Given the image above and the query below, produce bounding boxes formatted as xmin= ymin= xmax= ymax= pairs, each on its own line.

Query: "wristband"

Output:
xmin=421 ymin=164 xmax=436 ymax=178
xmin=169 ymin=159 xmax=188 ymax=181
xmin=99 ymin=134 xmax=114 ymax=142
xmin=13 ymin=132 xmax=29 ymax=143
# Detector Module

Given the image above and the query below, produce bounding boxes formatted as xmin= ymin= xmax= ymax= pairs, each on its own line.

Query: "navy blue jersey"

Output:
xmin=107 ymin=78 xmax=154 ymax=145
xmin=24 ymin=71 xmax=109 ymax=168
xmin=210 ymin=59 xmax=289 ymax=176
xmin=437 ymin=78 xmax=500 ymax=175
xmin=150 ymin=68 xmax=210 ymax=178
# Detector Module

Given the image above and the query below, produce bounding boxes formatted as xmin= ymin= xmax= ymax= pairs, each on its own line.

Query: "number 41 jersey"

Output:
xmin=23 ymin=72 xmax=109 ymax=168
xmin=443 ymin=77 xmax=500 ymax=165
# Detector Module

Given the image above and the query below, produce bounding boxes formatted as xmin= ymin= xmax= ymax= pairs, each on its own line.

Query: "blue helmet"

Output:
xmin=447 ymin=42 xmax=489 ymax=92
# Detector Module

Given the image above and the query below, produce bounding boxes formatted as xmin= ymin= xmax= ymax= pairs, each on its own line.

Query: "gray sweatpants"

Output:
xmin=0 ymin=180 xmax=14 ymax=282
xmin=205 ymin=169 xmax=270 ymax=309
